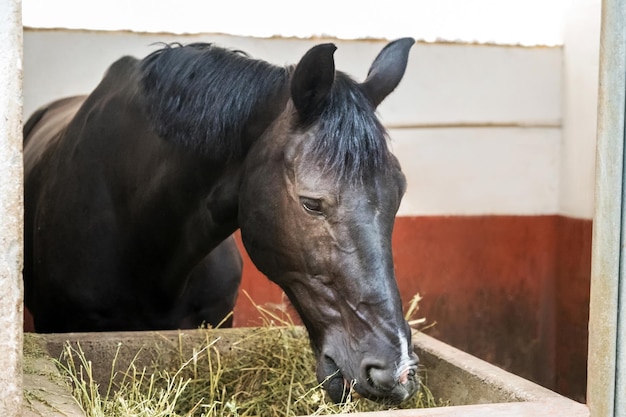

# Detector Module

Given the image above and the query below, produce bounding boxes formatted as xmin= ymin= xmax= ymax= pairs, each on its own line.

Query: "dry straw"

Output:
xmin=56 ymin=293 xmax=440 ymax=416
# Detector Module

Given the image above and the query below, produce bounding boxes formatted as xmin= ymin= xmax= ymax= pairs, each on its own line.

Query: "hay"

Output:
xmin=57 ymin=294 xmax=441 ymax=416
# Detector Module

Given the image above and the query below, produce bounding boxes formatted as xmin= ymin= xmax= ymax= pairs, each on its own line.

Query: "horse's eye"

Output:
xmin=300 ymin=197 xmax=323 ymax=215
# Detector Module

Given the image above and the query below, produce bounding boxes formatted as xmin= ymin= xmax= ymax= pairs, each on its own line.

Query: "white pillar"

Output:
xmin=0 ymin=0 xmax=23 ymax=416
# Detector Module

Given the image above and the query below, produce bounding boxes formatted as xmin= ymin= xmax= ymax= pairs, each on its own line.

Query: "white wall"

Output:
xmin=392 ymin=127 xmax=560 ymax=216
xmin=559 ymin=0 xmax=602 ymax=219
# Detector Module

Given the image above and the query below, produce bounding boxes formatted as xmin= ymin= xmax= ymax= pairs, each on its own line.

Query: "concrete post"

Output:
xmin=588 ymin=0 xmax=626 ymax=416
xmin=0 ymin=0 xmax=23 ymax=416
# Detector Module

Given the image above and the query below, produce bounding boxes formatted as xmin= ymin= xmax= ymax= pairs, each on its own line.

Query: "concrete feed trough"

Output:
xmin=22 ymin=328 xmax=588 ymax=417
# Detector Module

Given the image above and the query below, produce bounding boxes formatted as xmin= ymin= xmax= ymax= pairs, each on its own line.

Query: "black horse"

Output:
xmin=24 ymin=38 xmax=417 ymax=403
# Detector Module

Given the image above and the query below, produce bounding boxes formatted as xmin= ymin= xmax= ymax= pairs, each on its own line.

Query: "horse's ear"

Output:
xmin=291 ymin=43 xmax=337 ymax=124
xmin=361 ymin=37 xmax=415 ymax=108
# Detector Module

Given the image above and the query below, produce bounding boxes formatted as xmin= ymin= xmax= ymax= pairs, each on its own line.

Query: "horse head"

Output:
xmin=239 ymin=38 xmax=417 ymax=404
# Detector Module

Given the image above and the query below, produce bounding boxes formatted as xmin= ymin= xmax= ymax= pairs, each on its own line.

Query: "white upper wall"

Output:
xmin=559 ymin=0 xmax=601 ymax=219
xmin=393 ymin=127 xmax=560 ymax=216
xmin=22 ymin=0 xmax=567 ymax=46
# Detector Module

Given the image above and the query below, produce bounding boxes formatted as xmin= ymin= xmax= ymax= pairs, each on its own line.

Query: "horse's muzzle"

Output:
xmin=360 ymin=356 xmax=420 ymax=404
xmin=318 ymin=354 xmax=420 ymax=404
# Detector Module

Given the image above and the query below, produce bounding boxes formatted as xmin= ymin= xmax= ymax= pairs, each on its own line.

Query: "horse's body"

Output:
xmin=24 ymin=39 xmax=417 ymax=403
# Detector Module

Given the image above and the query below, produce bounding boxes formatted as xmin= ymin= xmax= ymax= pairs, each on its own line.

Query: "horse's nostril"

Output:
xmin=365 ymin=364 xmax=396 ymax=391
xmin=359 ymin=359 xmax=419 ymax=404
xmin=398 ymin=365 xmax=417 ymax=385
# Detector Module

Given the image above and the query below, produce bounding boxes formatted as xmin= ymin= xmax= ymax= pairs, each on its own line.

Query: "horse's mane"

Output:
xmin=139 ymin=43 xmax=392 ymax=181
xmin=312 ymin=73 xmax=391 ymax=182
xmin=139 ymin=42 xmax=289 ymax=160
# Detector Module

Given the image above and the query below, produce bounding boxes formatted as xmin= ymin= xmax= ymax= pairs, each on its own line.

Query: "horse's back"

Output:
xmin=24 ymin=55 xmax=141 ymax=168
xmin=23 ymin=96 xmax=86 ymax=175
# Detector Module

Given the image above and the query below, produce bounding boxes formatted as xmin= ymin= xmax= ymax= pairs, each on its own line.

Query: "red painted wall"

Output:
xmin=554 ymin=216 xmax=591 ymax=400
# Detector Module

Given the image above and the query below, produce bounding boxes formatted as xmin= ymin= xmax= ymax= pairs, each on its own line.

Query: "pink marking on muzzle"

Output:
xmin=398 ymin=367 xmax=410 ymax=385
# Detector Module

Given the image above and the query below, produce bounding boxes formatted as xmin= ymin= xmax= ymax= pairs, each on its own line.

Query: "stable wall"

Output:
xmin=22 ymin=28 xmax=593 ymax=402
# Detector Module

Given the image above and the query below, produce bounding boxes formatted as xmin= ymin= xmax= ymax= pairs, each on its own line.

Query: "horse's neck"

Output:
xmin=90 ymin=94 xmax=242 ymax=277
xmin=234 ymin=87 xmax=291 ymax=157
xmin=156 ymin=86 xmax=291 ymax=249
xmin=186 ymin=164 xmax=243 ymax=248
xmin=122 ymin=60 xmax=290 ymax=278
xmin=133 ymin=155 xmax=243 ymax=297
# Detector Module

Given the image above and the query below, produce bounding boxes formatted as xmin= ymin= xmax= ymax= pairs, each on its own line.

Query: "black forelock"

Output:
xmin=308 ymin=72 xmax=391 ymax=183
xmin=139 ymin=42 xmax=289 ymax=160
